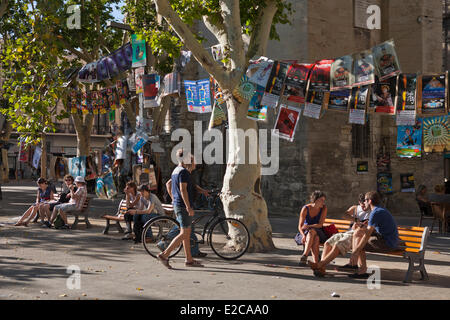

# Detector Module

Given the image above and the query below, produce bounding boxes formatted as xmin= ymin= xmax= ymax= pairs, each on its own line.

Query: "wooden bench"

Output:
xmin=67 ymin=196 xmax=92 ymax=229
xmin=101 ymin=201 xmax=175 ymax=235
xmin=322 ymin=218 xmax=430 ymax=283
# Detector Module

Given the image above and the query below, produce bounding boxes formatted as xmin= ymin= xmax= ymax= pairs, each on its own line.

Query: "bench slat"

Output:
xmin=399 ymin=236 xmax=422 ymax=243
xmin=398 ymin=230 xmax=424 ymax=237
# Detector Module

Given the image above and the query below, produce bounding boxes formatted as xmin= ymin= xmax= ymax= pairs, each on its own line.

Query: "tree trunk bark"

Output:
xmin=220 ymin=98 xmax=275 ymax=252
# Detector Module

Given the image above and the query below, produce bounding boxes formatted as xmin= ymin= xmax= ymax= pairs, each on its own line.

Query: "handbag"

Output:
xmin=294 ymin=232 xmax=303 ymax=245
xmin=322 ymin=224 xmax=339 ymax=238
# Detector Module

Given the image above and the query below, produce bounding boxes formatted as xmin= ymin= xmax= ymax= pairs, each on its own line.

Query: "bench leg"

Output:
xmin=85 ymin=216 xmax=92 ymax=229
xmin=403 ymin=256 xmax=415 ymax=283
xmin=419 ymin=258 xmax=429 ymax=281
xmin=103 ymin=219 xmax=111 ymax=235
xmin=116 ymin=221 xmax=124 ymax=233
xmin=404 ymin=255 xmax=429 ymax=283
xmin=72 ymin=216 xmax=79 ymax=230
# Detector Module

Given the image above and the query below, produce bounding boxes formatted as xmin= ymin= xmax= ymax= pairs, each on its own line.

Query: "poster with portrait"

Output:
xmin=247 ymin=85 xmax=268 ymax=121
xmin=261 ymin=61 xmax=289 ymax=108
xmin=377 ymin=172 xmax=393 ymax=194
xmin=330 ymin=55 xmax=354 ymax=91
xmin=102 ymin=171 xmax=118 ymax=199
xmin=353 ymin=50 xmax=375 ymax=87
xmin=400 ymin=173 xmax=415 ymax=193
xmin=372 ymin=39 xmax=401 ymax=81
xmin=423 ymin=116 xmax=450 ymax=153
xmin=418 ymin=73 xmax=448 ymax=116
xmin=184 ymin=79 xmax=212 ymax=113
xmin=143 ymin=73 xmax=160 ymax=108
xmin=371 ymin=76 xmax=397 ymax=114
xmin=95 ymin=177 xmax=108 ymax=199
xmin=91 ymin=91 xmax=99 ymax=115
xmin=134 ymin=67 xmax=145 ymax=94
xmin=273 ymin=104 xmax=301 ymax=142
xmin=326 ymin=90 xmax=350 ymax=112
xmin=396 ymin=119 xmax=422 ymax=158
xmin=104 ymin=55 xmax=120 ymax=79
xmin=308 ymin=59 xmax=333 ymax=92
xmin=131 ymin=34 xmax=147 ymax=68
xmin=69 ymin=156 xmax=86 ymax=178
xmin=77 ymin=61 xmax=98 ymax=83
xmin=283 ymin=63 xmax=313 ymax=104
xmin=69 ymin=90 xmax=81 ymax=114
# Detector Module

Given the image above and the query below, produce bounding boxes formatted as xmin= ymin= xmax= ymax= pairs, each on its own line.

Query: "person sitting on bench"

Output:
xmin=122 ymin=181 xmax=141 ymax=240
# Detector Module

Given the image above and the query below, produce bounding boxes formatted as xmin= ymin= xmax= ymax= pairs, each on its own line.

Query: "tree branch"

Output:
xmin=245 ymin=0 xmax=278 ymax=63
xmin=219 ymin=0 xmax=245 ymax=70
xmin=0 ymin=0 xmax=8 ymax=19
xmin=153 ymin=0 xmax=229 ymax=87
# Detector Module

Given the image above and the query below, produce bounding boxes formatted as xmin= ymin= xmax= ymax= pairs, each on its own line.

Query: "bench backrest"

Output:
xmin=117 ymin=199 xmax=128 ymax=217
xmin=80 ymin=197 xmax=91 ymax=212
xmin=323 ymin=218 xmax=428 ymax=254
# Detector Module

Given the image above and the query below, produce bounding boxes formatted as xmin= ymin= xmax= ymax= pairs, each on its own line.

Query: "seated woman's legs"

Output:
xmin=303 ymin=229 xmax=316 ymax=257
xmin=15 ymin=206 xmax=36 ymax=226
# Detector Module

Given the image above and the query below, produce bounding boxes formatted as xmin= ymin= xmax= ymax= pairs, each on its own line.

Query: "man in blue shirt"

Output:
xmin=348 ymin=191 xmax=400 ymax=278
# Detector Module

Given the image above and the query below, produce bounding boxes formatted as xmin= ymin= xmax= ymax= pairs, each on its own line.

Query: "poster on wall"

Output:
xmin=247 ymin=85 xmax=268 ymax=121
xmin=357 ymin=161 xmax=369 ymax=174
xmin=352 ymin=50 xmax=375 ymax=87
xmin=377 ymin=172 xmax=393 ymax=194
xmin=327 ymin=90 xmax=350 ymax=112
xmin=261 ymin=61 xmax=289 ymax=108
xmin=372 ymin=39 xmax=401 ymax=80
xmin=371 ymin=76 xmax=396 ymax=114
xmin=396 ymin=119 xmax=422 ymax=158
xmin=418 ymin=73 xmax=448 ymax=116
xmin=423 ymin=116 xmax=450 ymax=153
xmin=330 ymin=55 xmax=354 ymax=91
xmin=348 ymin=85 xmax=370 ymax=125
xmin=396 ymin=74 xmax=417 ymax=126
xmin=308 ymin=59 xmax=333 ymax=92
xmin=184 ymin=79 xmax=212 ymax=113
xmin=273 ymin=104 xmax=302 ymax=142
xmin=400 ymin=173 xmax=415 ymax=193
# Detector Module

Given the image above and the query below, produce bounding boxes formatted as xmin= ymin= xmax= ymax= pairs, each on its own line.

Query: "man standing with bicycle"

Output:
xmin=157 ymin=149 xmax=207 ymax=269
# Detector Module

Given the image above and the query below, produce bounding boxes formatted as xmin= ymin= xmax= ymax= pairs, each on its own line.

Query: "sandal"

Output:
xmin=157 ymin=253 xmax=172 ymax=269
xmin=185 ymin=259 xmax=204 ymax=268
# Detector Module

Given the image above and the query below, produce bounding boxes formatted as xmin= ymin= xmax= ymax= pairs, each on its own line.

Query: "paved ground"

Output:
xmin=0 ymin=181 xmax=449 ymax=300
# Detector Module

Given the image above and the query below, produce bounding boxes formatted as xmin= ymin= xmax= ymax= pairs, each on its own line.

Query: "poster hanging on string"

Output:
xmin=135 ymin=67 xmax=145 ymax=94
xmin=349 ymin=85 xmax=370 ymax=125
xmin=184 ymin=79 xmax=212 ymax=113
xmin=396 ymin=119 xmax=422 ymax=158
xmin=423 ymin=116 xmax=450 ymax=153
xmin=396 ymin=73 xmax=417 ymax=125
xmin=162 ymin=72 xmax=180 ymax=96
xmin=233 ymin=75 xmax=256 ymax=102
xmin=327 ymin=90 xmax=350 ymax=112
xmin=283 ymin=63 xmax=313 ymax=104
xmin=371 ymin=76 xmax=397 ymax=114
xmin=261 ymin=61 xmax=289 ymax=108
xmin=330 ymin=55 xmax=354 ymax=91
xmin=97 ymin=57 xmax=110 ymax=81
xmin=116 ymin=79 xmax=130 ymax=105
xmin=131 ymin=34 xmax=147 ymax=68
xmin=208 ymin=102 xmax=228 ymax=130
xmin=247 ymin=85 xmax=268 ymax=121
xmin=143 ymin=74 xmax=160 ymax=108
xmin=245 ymin=56 xmax=274 ymax=88
xmin=32 ymin=146 xmax=42 ymax=169
xmin=273 ymin=104 xmax=302 ymax=142
xmin=102 ymin=171 xmax=118 ymax=199
xmin=69 ymin=156 xmax=86 ymax=178
xmin=106 ymin=87 xmax=119 ymax=110
xmin=353 ymin=50 xmax=375 ymax=87
xmin=304 ymin=90 xmax=328 ymax=119
xmin=418 ymin=73 xmax=448 ymax=116
xmin=308 ymin=59 xmax=333 ymax=92
xmin=372 ymin=39 xmax=401 ymax=80
xmin=77 ymin=61 xmax=98 ymax=83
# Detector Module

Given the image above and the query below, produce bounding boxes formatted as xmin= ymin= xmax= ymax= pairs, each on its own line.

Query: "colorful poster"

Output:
xmin=132 ymin=131 xmax=149 ymax=154
xmin=99 ymin=90 xmax=108 ymax=114
xmin=77 ymin=61 xmax=98 ymax=83
xmin=162 ymin=72 xmax=180 ymax=96
xmin=102 ymin=171 xmax=118 ymax=199
xmin=327 ymin=90 xmax=350 ymax=112
xmin=32 ymin=146 xmax=42 ymax=169
xmin=353 ymin=50 xmax=375 ymax=87
xmin=349 ymin=86 xmax=369 ymax=125
xmin=377 ymin=172 xmax=393 ymax=194
xmin=208 ymin=102 xmax=227 ymax=130
xmin=371 ymin=76 xmax=397 ymax=114
xmin=106 ymin=87 xmax=119 ymax=111
xmin=400 ymin=173 xmax=415 ymax=193
xmin=397 ymin=119 xmax=423 ymax=158
xmin=246 ymin=56 xmax=274 ymax=88
xmin=247 ymin=85 xmax=268 ymax=121
xmin=18 ymin=139 xmax=29 ymax=163
xmin=95 ymin=177 xmax=108 ymax=199
xmin=134 ymin=67 xmax=145 ymax=94
xmin=396 ymin=73 xmax=417 ymax=112
xmin=184 ymin=79 xmax=212 ymax=113
xmin=372 ymin=39 xmax=401 ymax=81
xmin=143 ymin=74 xmax=160 ymax=108
xmin=69 ymin=90 xmax=80 ymax=114
xmin=283 ymin=63 xmax=313 ymax=104
xmin=261 ymin=61 xmax=289 ymax=107
xmin=131 ymin=34 xmax=147 ymax=68
xmin=423 ymin=116 xmax=450 ymax=153
xmin=116 ymin=79 xmax=130 ymax=105
xmin=308 ymin=59 xmax=333 ymax=92
xmin=91 ymin=91 xmax=99 ymax=115
xmin=233 ymin=75 xmax=256 ymax=102
xmin=330 ymin=55 xmax=354 ymax=91
xmin=69 ymin=156 xmax=86 ymax=178
xmin=419 ymin=74 xmax=448 ymax=116
xmin=274 ymin=104 xmax=302 ymax=142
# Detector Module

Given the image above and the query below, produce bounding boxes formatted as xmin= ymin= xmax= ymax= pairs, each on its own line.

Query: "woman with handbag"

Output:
xmin=297 ymin=191 xmax=328 ymax=265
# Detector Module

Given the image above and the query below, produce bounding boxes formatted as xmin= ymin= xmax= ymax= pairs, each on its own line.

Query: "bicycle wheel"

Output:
xmin=208 ymin=218 xmax=250 ymax=260
xmin=142 ymin=216 xmax=182 ymax=259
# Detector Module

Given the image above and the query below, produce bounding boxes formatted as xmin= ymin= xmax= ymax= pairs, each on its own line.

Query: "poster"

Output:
xmin=247 ymin=85 xmax=268 ymax=121
xmin=396 ymin=119 xmax=422 ymax=158
xmin=122 ymin=42 xmax=133 ymax=70
xmin=111 ymin=44 xmax=130 ymax=73
xmin=327 ymin=90 xmax=350 ymax=112
xmin=395 ymin=74 xmax=417 ymax=124
xmin=304 ymin=90 xmax=328 ymax=119
xmin=211 ymin=44 xmax=224 ymax=62
xmin=81 ymin=91 xmax=91 ymax=115
xmin=353 ymin=50 xmax=375 ymax=87
xmin=95 ymin=177 xmax=108 ymax=199
xmin=233 ymin=75 xmax=256 ymax=102
xmin=245 ymin=56 xmax=274 ymax=88
xmin=69 ymin=90 xmax=80 ymax=114
xmin=106 ymin=87 xmax=119 ymax=110
xmin=423 ymin=116 xmax=450 ymax=153
xmin=371 ymin=76 xmax=396 ymax=114
xmin=400 ymin=173 xmax=415 ymax=193
xmin=330 ymin=55 xmax=354 ymax=91
xmin=91 ymin=91 xmax=99 ymax=115
xmin=69 ymin=156 xmax=86 ymax=178
xmin=116 ymin=79 xmax=130 ymax=105
xmin=162 ymin=72 xmax=180 ymax=96
xmin=283 ymin=63 xmax=313 ymax=103
xmin=273 ymin=104 xmax=301 ymax=142
xmin=372 ymin=39 xmax=401 ymax=80
xmin=136 ymin=116 xmax=153 ymax=133
xmin=184 ymin=79 xmax=212 ymax=113
xmin=261 ymin=61 xmax=289 ymax=107
xmin=418 ymin=74 xmax=448 ymax=116
xmin=132 ymin=131 xmax=149 ymax=154
xmin=115 ymin=135 xmax=127 ymax=160
xmin=357 ymin=161 xmax=368 ymax=174
xmin=349 ymin=86 xmax=369 ymax=125
xmin=143 ymin=74 xmax=160 ymax=108
xmin=97 ymin=57 xmax=110 ymax=81
xmin=77 ymin=61 xmax=98 ymax=83
xmin=131 ymin=34 xmax=147 ymax=68
xmin=18 ymin=139 xmax=29 ymax=163
xmin=134 ymin=67 xmax=145 ymax=94
xmin=104 ymin=55 xmax=120 ymax=79
xmin=308 ymin=59 xmax=333 ymax=92
xmin=32 ymin=146 xmax=42 ymax=169
xmin=208 ymin=102 xmax=227 ymax=130
xmin=102 ymin=171 xmax=118 ymax=199
xmin=377 ymin=172 xmax=393 ymax=194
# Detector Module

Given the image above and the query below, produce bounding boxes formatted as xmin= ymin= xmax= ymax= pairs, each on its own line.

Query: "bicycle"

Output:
xmin=141 ymin=189 xmax=250 ymax=260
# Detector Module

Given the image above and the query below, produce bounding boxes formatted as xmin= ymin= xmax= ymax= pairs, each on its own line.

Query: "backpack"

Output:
xmin=54 ymin=214 xmax=65 ymax=229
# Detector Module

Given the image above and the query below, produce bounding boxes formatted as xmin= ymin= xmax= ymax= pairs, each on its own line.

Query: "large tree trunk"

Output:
xmin=72 ymin=113 xmax=94 ymax=157
xmin=221 ymin=98 xmax=275 ymax=252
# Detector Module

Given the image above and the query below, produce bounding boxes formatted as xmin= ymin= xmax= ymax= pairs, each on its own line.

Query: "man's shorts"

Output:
xmin=174 ymin=206 xmax=192 ymax=229
xmin=364 ymin=232 xmax=397 ymax=253
xmin=325 ymin=230 xmax=354 ymax=256
xmin=54 ymin=203 xmax=78 ymax=212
